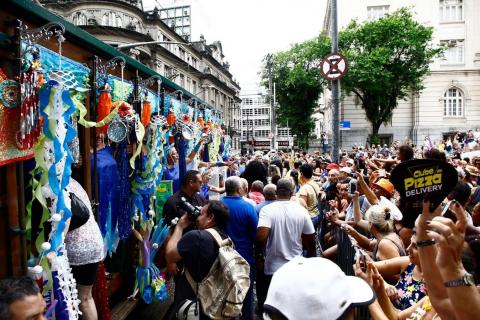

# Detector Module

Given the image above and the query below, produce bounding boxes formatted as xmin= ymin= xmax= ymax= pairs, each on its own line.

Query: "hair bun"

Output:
xmin=384 ymin=207 xmax=391 ymax=220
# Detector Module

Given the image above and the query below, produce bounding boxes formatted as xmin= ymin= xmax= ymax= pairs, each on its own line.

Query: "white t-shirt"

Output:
xmin=258 ymin=200 xmax=315 ymax=275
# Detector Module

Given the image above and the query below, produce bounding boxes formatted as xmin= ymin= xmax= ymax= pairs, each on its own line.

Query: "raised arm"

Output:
xmin=415 ymin=200 xmax=456 ymax=320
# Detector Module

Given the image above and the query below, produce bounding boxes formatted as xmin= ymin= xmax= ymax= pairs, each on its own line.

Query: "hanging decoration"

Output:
xmin=129 ymin=219 xmax=169 ymax=304
xmin=97 ymin=83 xmax=113 ymax=135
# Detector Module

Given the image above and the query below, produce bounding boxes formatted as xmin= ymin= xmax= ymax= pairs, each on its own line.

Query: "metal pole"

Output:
xmin=331 ymin=0 xmax=340 ymax=163
xmin=91 ymin=56 xmax=99 ymax=218
xmin=267 ymin=55 xmax=275 ymax=150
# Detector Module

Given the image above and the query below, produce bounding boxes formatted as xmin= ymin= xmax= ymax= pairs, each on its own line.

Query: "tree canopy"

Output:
xmin=262 ymin=35 xmax=331 ymax=149
xmin=262 ymin=8 xmax=443 ymax=147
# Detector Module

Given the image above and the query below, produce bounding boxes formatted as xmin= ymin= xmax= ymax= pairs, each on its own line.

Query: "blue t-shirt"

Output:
xmin=222 ymin=196 xmax=258 ymax=265
xmin=165 ymin=164 xmax=180 ymax=193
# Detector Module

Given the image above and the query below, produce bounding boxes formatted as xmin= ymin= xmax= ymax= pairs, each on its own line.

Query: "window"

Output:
xmin=367 ymin=5 xmax=389 ymax=20
xmin=443 ymin=88 xmax=463 ymax=117
xmin=179 ymin=47 xmax=186 ymax=60
xmin=242 ymin=109 xmax=253 ymax=117
xmin=101 ymin=14 xmax=108 ymax=26
xmin=116 ymin=16 xmax=123 ymax=28
xmin=192 ymin=80 xmax=197 ymax=94
xmin=441 ymin=40 xmax=464 ymax=64
xmin=73 ymin=12 xmax=87 ymax=25
xmin=191 ymin=57 xmax=198 ymax=69
xmin=179 ymin=74 xmax=185 ymax=87
xmin=439 ymin=0 xmax=463 ymax=22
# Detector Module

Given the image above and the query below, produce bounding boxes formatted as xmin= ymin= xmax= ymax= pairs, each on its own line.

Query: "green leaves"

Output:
xmin=262 ymin=8 xmax=443 ymax=146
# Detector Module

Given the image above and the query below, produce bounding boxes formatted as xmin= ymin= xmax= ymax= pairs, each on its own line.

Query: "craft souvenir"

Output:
xmin=0 ymin=69 xmax=19 ymax=110
xmin=141 ymin=100 xmax=152 ymax=127
xmin=97 ymin=83 xmax=113 ymax=134
xmin=107 ymin=115 xmax=128 ymax=143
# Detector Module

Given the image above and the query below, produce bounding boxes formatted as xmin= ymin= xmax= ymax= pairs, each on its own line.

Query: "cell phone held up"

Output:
xmin=359 ymin=254 xmax=367 ymax=272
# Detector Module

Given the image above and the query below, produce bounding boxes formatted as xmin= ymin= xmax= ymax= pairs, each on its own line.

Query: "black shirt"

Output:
xmin=163 ymin=190 xmax=207 ymax=226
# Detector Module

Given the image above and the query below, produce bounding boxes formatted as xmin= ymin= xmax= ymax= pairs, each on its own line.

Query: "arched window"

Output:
xmin=102 ymin=14 xmax=108 ymax=26
xmin=108 ymin=12 xmax=116 ymax=26
xmin=73 ymin=12 xmax=87 ymax=25
xmin=443 ymin=88 xmax=463 ymax=117
xmin=116 ymin=15 xmax=123 ymax=28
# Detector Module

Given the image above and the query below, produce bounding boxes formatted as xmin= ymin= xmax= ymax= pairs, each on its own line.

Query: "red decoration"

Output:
xmin=117 ymin=102 xmax=132 ymax=117
xmin=92 ymin=262 xmax=111 ymax=320
xmin=97 ymin=84 xmax=113 ymax=134
xmin=166 ymin=111 xmax=176 ymax=126
xmin=141 ymin=101 xmax=151 ymax=127
xmin=182 ymin=114 xmax=191 ymax=123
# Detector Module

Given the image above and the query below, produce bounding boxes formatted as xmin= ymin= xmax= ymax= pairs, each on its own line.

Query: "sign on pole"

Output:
xmin=321 ymin=53 xmax=349 ymax=81
xmin=339 ymin=121 xmax=351 ymax=130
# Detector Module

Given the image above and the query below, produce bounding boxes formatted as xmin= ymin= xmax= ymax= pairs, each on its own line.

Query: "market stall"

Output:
xmin=0 ymin=1 xmax=232 ymax=319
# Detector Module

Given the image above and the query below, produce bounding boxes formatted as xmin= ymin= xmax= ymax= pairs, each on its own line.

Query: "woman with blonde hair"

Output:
xmin=343 ymin=202 xmax=406 ymax=281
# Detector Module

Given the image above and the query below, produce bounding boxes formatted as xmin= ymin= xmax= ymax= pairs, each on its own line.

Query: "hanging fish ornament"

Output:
xmin=141 ymin=100 xmax=152 ymax=127
xmin=166 ymin=109 xmax=176 ymax=126
xmin=97 ymin=83 xmax=112 ymax=134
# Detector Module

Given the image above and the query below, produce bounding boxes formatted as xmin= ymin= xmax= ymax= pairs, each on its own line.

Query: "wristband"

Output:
xmin=193 ymin=143 xmax=201 ymax=152
xmin=416 ymin=239 xmax=436 ymax=247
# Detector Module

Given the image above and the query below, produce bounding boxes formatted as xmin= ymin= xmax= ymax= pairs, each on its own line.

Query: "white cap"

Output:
xmin=340 ymin=167 xmax=352 ymax=174
xmin=346 ymin=159 xmax=355 ymax=165
xmin=264 ymin=257 xmax=375 ymax=320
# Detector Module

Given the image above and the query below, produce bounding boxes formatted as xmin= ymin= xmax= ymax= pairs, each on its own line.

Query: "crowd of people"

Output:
xmin=2 ymin=132 xmax=480 ymax=320
xmin=160 ymin=132 xmax=480 ymax=320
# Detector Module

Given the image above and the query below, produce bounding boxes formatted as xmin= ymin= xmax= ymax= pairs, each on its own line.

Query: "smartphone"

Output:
xmin=359 ymin=254 xmax=367 ymax=273
xmin=349 ymin=182 xmax=357 ymax=194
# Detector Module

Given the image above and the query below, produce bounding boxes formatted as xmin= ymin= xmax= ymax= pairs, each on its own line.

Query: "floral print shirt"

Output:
xmin=394 ymin=263 xmax=427 ymax=310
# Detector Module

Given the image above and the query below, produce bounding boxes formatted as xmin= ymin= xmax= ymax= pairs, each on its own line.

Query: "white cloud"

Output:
xmin=144 ymin=0 xmax=328 ymax=92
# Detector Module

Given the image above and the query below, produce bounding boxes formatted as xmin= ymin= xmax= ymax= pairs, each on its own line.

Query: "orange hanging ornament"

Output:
xmin=197 ymin=115 xmax=204 ymax=128
xmin=141 ymin=100 xmax=151 ymax=127
xmin=97 ymin=83 xmax=113 ymax=134
xmin=166 ymin=109 xmax=176 ymax=126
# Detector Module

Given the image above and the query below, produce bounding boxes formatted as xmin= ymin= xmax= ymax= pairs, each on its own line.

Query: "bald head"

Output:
xmin=263 ymin=184 xmax=277 ymax=201
xmin=276 ymin=179 xmax=294 ymax=200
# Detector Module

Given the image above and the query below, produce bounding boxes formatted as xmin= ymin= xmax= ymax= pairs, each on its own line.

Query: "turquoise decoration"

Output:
xmin=0 ymin=79 xmax=19 ymax=109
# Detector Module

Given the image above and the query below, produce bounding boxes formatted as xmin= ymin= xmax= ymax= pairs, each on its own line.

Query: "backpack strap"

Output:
xmin=205 ymin=228 xmax=232 ymax=247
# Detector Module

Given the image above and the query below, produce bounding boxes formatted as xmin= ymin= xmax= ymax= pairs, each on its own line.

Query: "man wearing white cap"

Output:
xmin=263 ymin=256 xmax=376 ymax=320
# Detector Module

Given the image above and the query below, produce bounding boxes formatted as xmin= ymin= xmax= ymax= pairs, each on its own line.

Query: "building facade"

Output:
xmin=240 ymin=92 xmax=294 ymax=153
xmin=322 ymin=0 xmax=480 ymax=148
xmin=40 ymin=0 xmax=242 ymax=150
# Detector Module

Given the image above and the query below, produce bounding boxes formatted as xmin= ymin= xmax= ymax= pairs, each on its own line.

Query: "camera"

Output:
xmin=177 ymin=197 xmax=202 ymax=219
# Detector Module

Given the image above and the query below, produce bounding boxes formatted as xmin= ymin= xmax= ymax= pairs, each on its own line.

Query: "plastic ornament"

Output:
xmin=148 ymin=209 xmax=155 ymax=217
xmin=51 ymin=213 xmax=62 ymax=222
xmin=97 ymin=83 xmax=113 ymax=134
xmin=152 ymin=195 xmax=156 ymax=200
xmin=141 ymin=100 xmax=152 ymax=127
xmin=32 ymin=265 xmax=43 ymax=274
xmin=41 ymin=242 xmax=51 ymax=251
xmin=166 ymin=110 xmax=176 ymax=125
xmin=152 ymin=243 xmax=159 ymax=250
